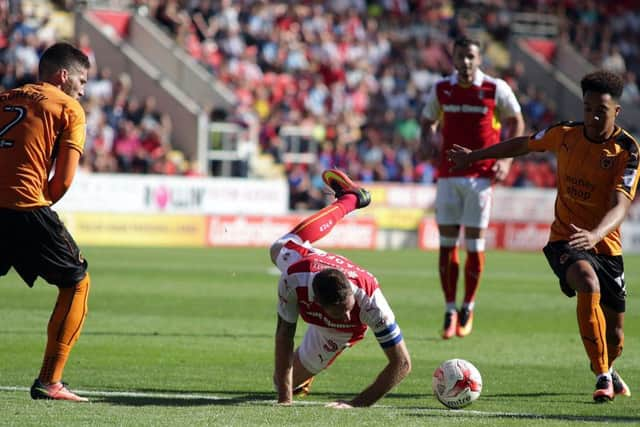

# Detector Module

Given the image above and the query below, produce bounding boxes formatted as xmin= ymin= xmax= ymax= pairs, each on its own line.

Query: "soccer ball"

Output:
xmin=432 ymin=358 xmax=482 ymax=409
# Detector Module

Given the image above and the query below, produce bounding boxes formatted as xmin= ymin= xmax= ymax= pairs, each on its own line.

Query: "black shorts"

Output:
xmin=0 ymin=207 xmax=88 ymax=288
xmin=543 ymin=241 xmax=626 ymax=313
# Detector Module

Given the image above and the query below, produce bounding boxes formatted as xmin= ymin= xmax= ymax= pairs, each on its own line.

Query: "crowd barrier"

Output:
xmin=56 ymin=174 xmax=640 ymax=253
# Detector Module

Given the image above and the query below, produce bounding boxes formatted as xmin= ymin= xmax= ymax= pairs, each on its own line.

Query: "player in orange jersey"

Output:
xmin=448 ymin=70 xmax=638 ymax=403
xmin=0 ymin=42 xmax=91 ymax=402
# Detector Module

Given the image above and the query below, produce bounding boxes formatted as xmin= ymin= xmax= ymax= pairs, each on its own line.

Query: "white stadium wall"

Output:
xmin=56 ymin=175 xmax=640 ymax=253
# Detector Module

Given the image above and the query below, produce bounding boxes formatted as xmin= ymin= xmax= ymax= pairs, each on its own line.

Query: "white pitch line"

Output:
xmin=6 ymin=385 xmax=635 ymax=423
xmin=1 ymin=386 xmax=228 ymax=401
xmin=0 ymin=385 xmax=545 ymax=418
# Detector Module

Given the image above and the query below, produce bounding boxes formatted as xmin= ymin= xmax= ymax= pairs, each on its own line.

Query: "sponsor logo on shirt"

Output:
xmin=442 ymin=104 xmax=488 ymax=114
xmin=534 ymin=129 xmax=547 ymax=140
xmin=600 ymin=155 xmax=614 ymax=169
xmin=623 ymin=168 xmax=638 ymax=188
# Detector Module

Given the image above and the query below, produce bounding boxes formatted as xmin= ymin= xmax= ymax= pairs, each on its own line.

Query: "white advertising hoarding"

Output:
xmin=56 ymin=173 xmax=289 ymax=215
xmin=490 ymin=187 xmax=556 ymax=222
xmin=364 ymin=183 xmax=556 ymax=223
xmin=206 ymin=215 xmax=377 ymax=249
xmin=622 ymin=223 xmax=640 ymax=254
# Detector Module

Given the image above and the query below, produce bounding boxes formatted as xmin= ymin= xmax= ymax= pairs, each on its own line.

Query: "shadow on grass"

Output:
xmin=97 ymin=392 xmax=274 ymax=407
xmin=406 ymin=409 xmax=640 ymax=424
xmin=94 ymin=389 xmax=422 ymax=407
xmin=482 ymin=392 xmax=575 ymax=398
xmin=405 ymin=393 xmax=640 ymax=424
xmin=0 ymin=329 xmax=271 ymax=339
xmin=480 ymin=392 xmax=632 ymax=407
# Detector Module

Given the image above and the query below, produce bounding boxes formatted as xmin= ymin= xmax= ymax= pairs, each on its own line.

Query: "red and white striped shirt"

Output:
xmin=423 ymin=69 xmax=521 ymax=179
xmin=276 ymin=238 xmax=402 ymax=348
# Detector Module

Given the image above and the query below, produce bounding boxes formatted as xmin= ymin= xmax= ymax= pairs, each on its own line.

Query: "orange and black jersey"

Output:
xmin=528 ymin=121 xmax=640 ymax=255
xmin=0 ymin=82 xmax=86 ymax=209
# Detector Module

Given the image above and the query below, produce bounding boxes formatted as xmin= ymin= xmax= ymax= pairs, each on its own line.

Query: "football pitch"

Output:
xmin=0 ymin=246 xmax=638 ymax=426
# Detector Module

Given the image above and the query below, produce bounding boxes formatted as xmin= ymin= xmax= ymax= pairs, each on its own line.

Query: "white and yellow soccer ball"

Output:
xmin=432 ymin=358 xmax=482 ymax=409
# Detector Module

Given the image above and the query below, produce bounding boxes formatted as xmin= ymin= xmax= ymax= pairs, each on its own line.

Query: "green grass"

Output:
xmin=0 ymin=247 xmax=638 ymax=426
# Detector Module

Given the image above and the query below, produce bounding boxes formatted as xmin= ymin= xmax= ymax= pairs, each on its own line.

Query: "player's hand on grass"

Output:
xmin=447 ymin=144 xmax=472 ymax=170
xmin=325 ymin=400 xmax=354 ymax=409
xmin=568 ymin=224 xmax=600 ymax=250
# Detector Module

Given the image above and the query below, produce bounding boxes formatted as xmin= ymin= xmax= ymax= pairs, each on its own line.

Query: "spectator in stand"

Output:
xmin=154 ymin=0 xmax=190 ymax=44
xmin=84 ymin=66 xmax=113 ymax=103
xmin=131 ymin=0 xmax=573 ymax=185
xmin=113 ymin=119 xmax=143 ymax=172
xmin=0 ymin=2 xmax=195 ymax=177
xmin=287 ymin=163 xmax=325 ymax=210
xmin=601 ymin=45 xmax=626 ymax=75
xmin=621 ymin=71 xmax=640 ymax=105
xmin=523 ymin=86 xmax=548 ymax=130
xmin=77 ymin=33 xmax=96 ymax=69
xmin=189 ymin=0 xmax=216 ymax=43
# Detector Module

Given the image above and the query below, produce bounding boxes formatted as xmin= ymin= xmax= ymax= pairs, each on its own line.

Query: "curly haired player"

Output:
xmin=448 ymin=70 xmax=637 ymax=402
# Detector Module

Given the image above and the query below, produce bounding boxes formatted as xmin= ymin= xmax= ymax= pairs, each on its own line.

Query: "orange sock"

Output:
xmin=576 ymin=292 xmax=608 ymax=375
xmin=464 ymin=251 xmax=485 ymax=305
xmin=39 ymin=273 xmax=90 ymax=384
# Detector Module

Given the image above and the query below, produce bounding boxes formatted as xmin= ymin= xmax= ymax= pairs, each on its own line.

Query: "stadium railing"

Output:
xmin=126 ymin=13 xmax=236 ymax=112
xmin=278 ymin=126 xmax=319 ymax=165
xmin=206 ymin=122 xmax=257 ymax=177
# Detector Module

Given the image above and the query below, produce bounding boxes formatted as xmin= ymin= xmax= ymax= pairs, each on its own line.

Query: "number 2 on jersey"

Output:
xmin=0 ymin=105 xmax=26 ymax=148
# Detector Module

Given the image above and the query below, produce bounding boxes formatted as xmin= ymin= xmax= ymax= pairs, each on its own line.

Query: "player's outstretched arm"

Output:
xmin=448 ymin=136 xmax=531 ymax=171
xmin=334 ymin=339 xmax=411 ymax=408
xmin=48 ymin=146 xmax=81 ymax=204
xmin=274 ymin=314 xmax=297 ymax=405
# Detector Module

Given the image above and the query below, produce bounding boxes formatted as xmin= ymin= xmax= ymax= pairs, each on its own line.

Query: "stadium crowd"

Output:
xmin=0 ymin=1 xmax=197 ymax=177
xmin=1 ymin=1 xmax=640 ymax=209
xmin=145 ymin=0 xmax=566 ymax=208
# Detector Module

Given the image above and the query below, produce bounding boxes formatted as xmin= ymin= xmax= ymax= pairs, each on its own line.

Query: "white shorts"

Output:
xmin=435 ymin=177 xmax=493 ymax=228
xmin=297 ymin=324 xmax=363 ymax=374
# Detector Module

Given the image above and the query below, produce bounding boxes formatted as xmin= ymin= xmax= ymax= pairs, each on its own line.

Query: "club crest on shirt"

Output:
xmin=600 ymin=155 xmax=614 ymax=169
xmin=477 ymin=90 xmax=484 ymax=99
xmin=559 ymin=253 xmax=570 ymax=264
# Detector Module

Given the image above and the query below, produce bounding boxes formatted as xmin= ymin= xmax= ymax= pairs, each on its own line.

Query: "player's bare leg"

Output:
xmin=291 ymin=352 xmax=315 ymax=397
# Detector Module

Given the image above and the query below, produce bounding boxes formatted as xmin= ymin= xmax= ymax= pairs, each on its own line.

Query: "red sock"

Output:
xmin=464 ymin=251 xmax=485 ymax=305
xmin=439 ymin=246 xmax=459 ymax=304
xmin=290 ymin=194 xmax=357 ymax=244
